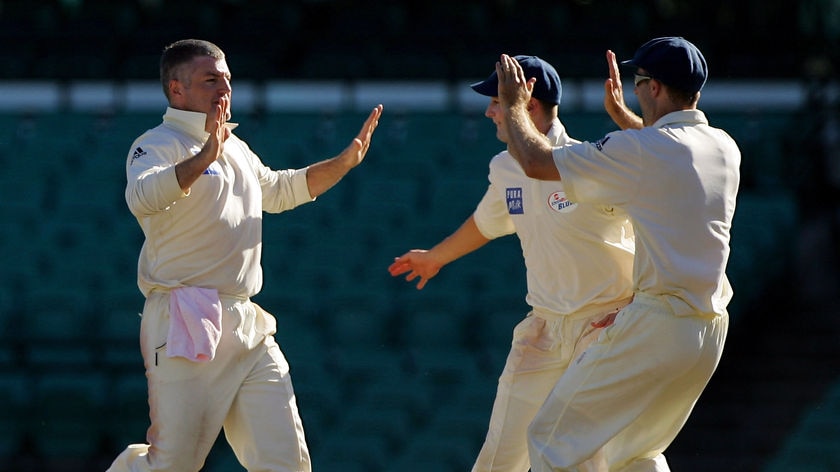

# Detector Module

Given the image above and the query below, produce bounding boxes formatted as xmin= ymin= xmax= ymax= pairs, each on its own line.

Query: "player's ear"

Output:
xmin=526 ymin=97 xmax=537 ymax=112
xmin=169 ymin=79 xmax=182 ymax=98
xmin=649 ymin=79 xmax=664 ymax=97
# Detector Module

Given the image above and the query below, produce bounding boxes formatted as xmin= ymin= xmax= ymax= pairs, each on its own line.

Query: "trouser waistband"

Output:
xmin=532 ymin=296 xmax=634 ymax=322
xmin=632 ymin=292 xmax=720 ymax=318
xmin=148 ymin=288 xmax=251 ymax=306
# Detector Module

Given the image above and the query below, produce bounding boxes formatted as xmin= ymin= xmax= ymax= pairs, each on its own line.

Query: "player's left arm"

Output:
xmin=496 ymin=55 xmax=560 ymax=181
xmin=305 ymin=104 xmax=383 ymax=198
xmin=604 ymin=50 xmax=643 ymax=131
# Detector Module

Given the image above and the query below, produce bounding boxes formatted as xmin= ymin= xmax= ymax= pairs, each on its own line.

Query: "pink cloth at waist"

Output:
xmin=167 ymin=287 xmax=223 ymax=362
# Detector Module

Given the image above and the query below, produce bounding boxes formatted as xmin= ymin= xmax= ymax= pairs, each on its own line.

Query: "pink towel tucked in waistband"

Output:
xmin=167 ymin=287 xmax=223 ymax=362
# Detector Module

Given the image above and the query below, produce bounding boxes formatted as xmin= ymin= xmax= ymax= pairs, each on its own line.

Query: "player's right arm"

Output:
xmin=125 ymin=136 xmax=186 ymax=218
xmin=174 ymin=98 xmax=230 ymax=191
xmin=388 ymin=216 xmax=490 ymax=290
xmin=126 ymin=100 xmax=229 ymax=218
xmin=496 ymin=55 xmax=560 ymax=180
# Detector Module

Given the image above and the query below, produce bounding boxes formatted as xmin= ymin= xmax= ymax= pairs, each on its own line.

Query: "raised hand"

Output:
xmin=603 ymin=50 xmax=643 ymax=130
xmin=496 ymin=54 xmax=535 ymax=109
xmin=206 ymin=96 xmax=231 ymax=160
xmin=339 ymin=104 xmax=383 ymax=169
xmin=304 ymin=104 xmax=383 ymax=198
xmin=175 ymin=96 xmax=231 ymax=191
xmin=604 ymin=50 xmax=625 ymax=118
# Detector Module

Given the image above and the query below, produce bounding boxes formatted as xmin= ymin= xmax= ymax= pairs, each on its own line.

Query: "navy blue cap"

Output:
xmin=471 ymin=55 xmax=563 ymax=105
xmin=621 ymin=37 xmax=708 ymax=94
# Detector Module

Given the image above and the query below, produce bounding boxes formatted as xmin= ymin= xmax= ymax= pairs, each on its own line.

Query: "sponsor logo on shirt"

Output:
xmin=548 ymin=191 xmax=576 ymax=213
xmin=506 ymin=187 xmax=524 ymax=214
xmin=202 ymin=165 xmax=220 ymax=175
xmin=130 ymin=147 xmax=146 ymax=165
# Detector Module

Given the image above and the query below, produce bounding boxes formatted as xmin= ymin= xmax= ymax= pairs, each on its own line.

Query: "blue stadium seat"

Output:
xmin=21 ymin=287 xmax=95 ymax=369
xmin=322 ymin=291 xmax=402 ymax=389
xmin=727 ymin=190 xmax=798 ymax=320
xmin=478 ymin=307 xmax=522 ymax=351
xmin=104 ymin=372 xmax=149 ymax=451
xmin=314 ymin=428 xmax=389 ymax=472
xmin=0 ymin=371 xmax=31 ymax=459
xmin=98 ymin=288 xmax=145 ymax=371
xmin=330 ymin=401 xmax=412 ymax=454
xmin=38 ymin=216 xmax=122 ymax=293
xmin=764 ymin=378 xmax=840 ymax=472
xmin=326 ymin=287 xmax=394 ymax=336
xmin=281 ymin=332 xmax=339 ymax=438
xmin=0 ymin=105 xmax=811 ymax=471
xmin=426 ymin=176 xmax=488 ymax=228
xmin=392 ymin=425 xmax=478 ymax=472
xmin=352 ymin=176 xmax=422 ymax=232
xmin=356 ymin=374 xmax=435 ymax=427
xmin=202 ymin=445 xmax=244 ymax=472
xmin=709 ymin=112 xmax=792 ymax=191
xmin=30 ymin=371 xmax=108 ymax=459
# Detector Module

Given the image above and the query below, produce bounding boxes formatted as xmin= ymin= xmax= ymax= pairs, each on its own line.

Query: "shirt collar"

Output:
xmin=163 ymin=107 xmax=239 ymax=140
xmin=652 ymin=109 xmax=708 ymax=129
xmin=546 ymin=118 xmax=569 ymax=145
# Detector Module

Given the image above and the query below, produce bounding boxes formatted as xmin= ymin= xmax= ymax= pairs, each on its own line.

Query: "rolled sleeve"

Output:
xmin=260 ymin=166 xmax=315 ymax=213
xmin=126 ymin=165 xmax=187 ymax=217
xmin=125 ymin=130 xmax=191 ymax=219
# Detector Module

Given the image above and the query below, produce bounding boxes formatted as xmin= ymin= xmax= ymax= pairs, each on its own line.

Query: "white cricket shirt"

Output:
xmin=552 ymin=109 xmax=741 ymax=316
xmin=473 ymin=119 xmax=635 ymax=315
xmin=125 ymin=107 xmax=314 ymax=298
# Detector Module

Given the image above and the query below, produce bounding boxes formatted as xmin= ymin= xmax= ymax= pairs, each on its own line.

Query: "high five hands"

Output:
xmin=495 ymin=52 xmax=642 ymax=130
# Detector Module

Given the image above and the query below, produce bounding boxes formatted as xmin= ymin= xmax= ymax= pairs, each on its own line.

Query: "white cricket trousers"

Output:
xmin=527 ymin=292 xmax=729 ymax=472
xmin=107 ymin=291 xmax=311 ymax=472
xmin=472 ymin=298 xmax=633 ymax=472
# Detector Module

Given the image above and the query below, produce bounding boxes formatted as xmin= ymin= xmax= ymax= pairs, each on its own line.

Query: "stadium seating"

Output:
xmin=707 ymin=111 xmax=794 ymax=192
xmin=19 ymin=287 xmax=95 ymax=370
xmin=763 ymin=378 xmax=840 ymax=471
xmin=0 ymin=1 xmax=829 ymax=469
xmin=104 ymin=372 xmax=149 ymax=452
xmin=29 ymin=371 xmax=108 ymax=459
xmin=0 ymin=371 xmax=30 ymax=459
xmin=726 ymin=189 xmax=798 ymax=322
xmin=0 ymin=108 xmax=808 ymax=471
xmin=97 ymin=288 xmax=145 ymax=371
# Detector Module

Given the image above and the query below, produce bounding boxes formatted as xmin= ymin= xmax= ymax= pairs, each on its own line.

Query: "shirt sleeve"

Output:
xmin=125 ymin=134 xmax=189 ymax=218
xmin=473 ymin=160 xmax=516 ymax=239
xmin=239 ymin=139 xmax=314 ymax=214
xmin=552 ymin=131 xmax=643 ymax=207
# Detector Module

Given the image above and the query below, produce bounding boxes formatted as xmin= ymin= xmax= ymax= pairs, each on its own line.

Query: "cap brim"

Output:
xmin=619 ymin=59 xmax=639 ymax=69
xmin=470 ymin=76 xmax=498 ymax=97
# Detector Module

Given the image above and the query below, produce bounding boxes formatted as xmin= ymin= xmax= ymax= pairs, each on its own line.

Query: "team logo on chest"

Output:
xmin=548 ymin=191 xmax=576 ymax=213
xmin=506 ymin=187 xmax=524 ymax=214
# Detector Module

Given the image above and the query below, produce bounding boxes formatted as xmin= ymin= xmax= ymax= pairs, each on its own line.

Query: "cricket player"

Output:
xmin=389 ymin=55 xmax=635 ymax=472
xmin=495 ymin=37 xmax=740 ymax=471
xmin=107 ymin=39 xmax=382 ymax=472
